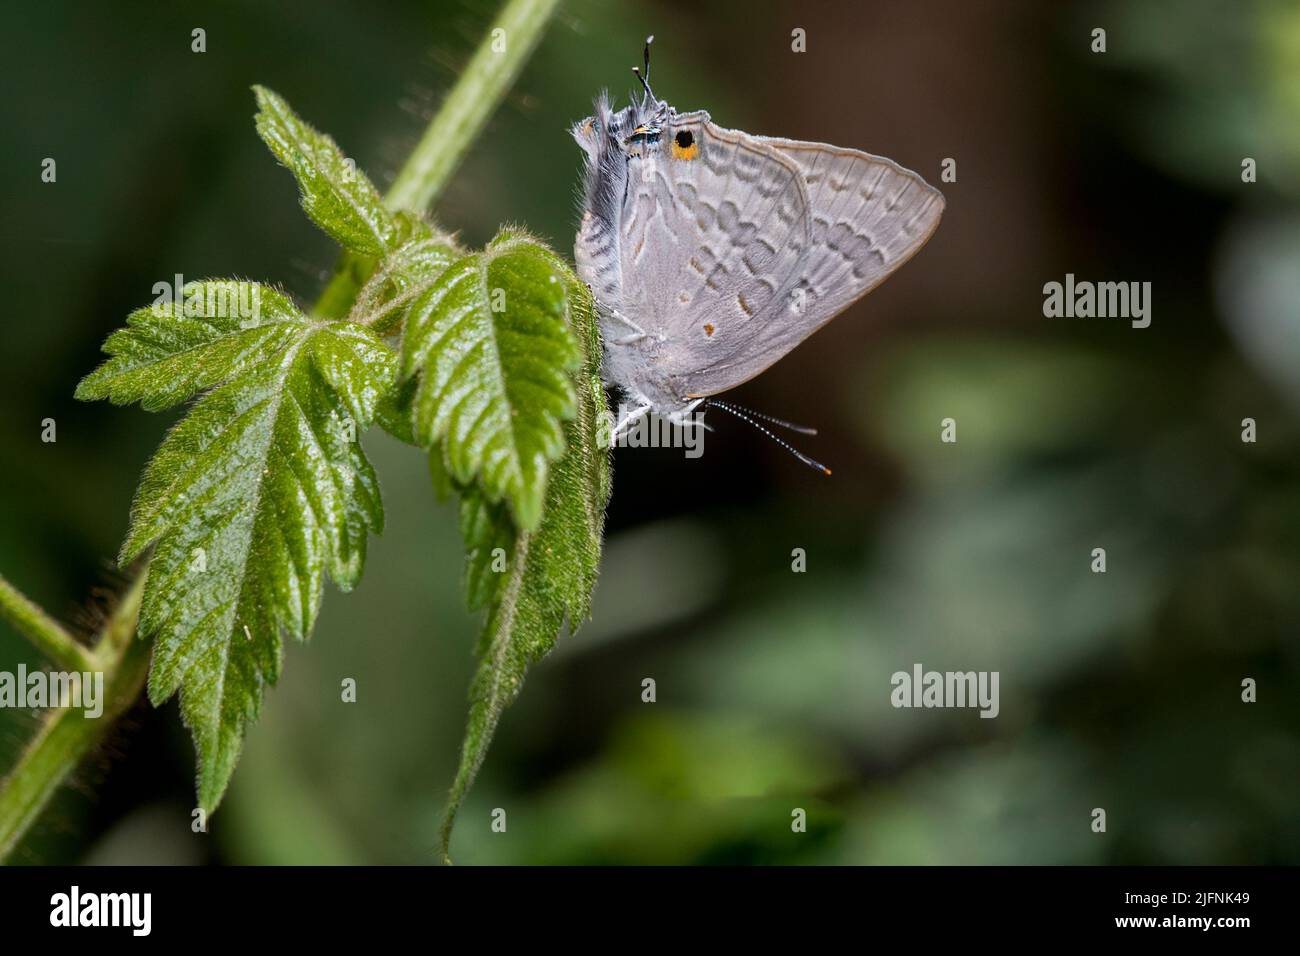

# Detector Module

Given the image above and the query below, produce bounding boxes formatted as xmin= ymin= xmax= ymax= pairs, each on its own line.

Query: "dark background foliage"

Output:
xmin=2 ymin=0 xmax=1297 ymax=863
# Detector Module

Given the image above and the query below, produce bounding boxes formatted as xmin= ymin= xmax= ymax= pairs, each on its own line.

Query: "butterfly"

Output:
xmin=572 ymin=38 xmax=944 ymax=472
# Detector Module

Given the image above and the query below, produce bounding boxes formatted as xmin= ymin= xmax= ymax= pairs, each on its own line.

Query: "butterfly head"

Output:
xmin=571 ymin=36 xmax=671 ymax=160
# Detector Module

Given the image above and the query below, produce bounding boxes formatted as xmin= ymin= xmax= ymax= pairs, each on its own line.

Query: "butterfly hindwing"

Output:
xmin=675 ymin=133 xmax=945 ymax=397
xmin=762 ymin=137 xmax=945 ymax=323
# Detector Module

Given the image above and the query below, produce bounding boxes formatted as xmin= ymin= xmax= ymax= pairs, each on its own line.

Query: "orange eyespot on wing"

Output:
xmin=671 ymin=128 xmax=698 ymax=160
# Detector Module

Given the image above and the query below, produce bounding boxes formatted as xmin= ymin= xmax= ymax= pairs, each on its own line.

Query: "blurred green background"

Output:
xmin=2 ymin=0 xmax=1298 ymax=864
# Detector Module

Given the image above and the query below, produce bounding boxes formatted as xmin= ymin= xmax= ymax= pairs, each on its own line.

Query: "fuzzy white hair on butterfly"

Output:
xmin=573 ymin=37 xmax=944 ymax=473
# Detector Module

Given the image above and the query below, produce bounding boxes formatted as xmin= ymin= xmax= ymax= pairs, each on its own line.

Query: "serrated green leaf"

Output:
xmin=428 ymin=444 xmax=455 ymax=502
xmin=438 ymin=280 xmax=609 ymax=862
xmin=402 ymin=231 xmax=581 ymax=530
xmin=375 ymin=376 xmax=420 ymax=447
xmin=458 ymin=490 xmax=515 ymax=612
xmin=75 ymin=282 xmax=302 ymax=411
xmin=253 ymin=85 xmax=400 ymax=257
xmin=368 ymin=230 xmax=462 ymax=445
xmin=79 ymin=288 xmax=395 ymax=811
xmin=351 ymin=231 xmax=460 ymax=334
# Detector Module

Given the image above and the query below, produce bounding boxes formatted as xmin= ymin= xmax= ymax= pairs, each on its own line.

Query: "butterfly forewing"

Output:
xmin=617 ymin=115 xmax=813 ymax=401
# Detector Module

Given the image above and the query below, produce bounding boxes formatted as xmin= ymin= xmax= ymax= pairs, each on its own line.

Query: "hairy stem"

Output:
xmin=313 ymin=0 xmax=562 ymax=318
xmin=0 ymin=572 xmax=149 ymax=862
xmin=0 ymin=573 xmax=96 ymax=674
xmin=386 ymin=0 xmax=561 ymax=211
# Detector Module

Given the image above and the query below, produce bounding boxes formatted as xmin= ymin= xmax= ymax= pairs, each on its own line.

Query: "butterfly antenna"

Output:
xmin=632 ymin=35 xmax=656 ymax=106
xmin=711 ymin=400 xmax=818 ymax=436
xmin=706 ymin=399 xmax=832 ymax=476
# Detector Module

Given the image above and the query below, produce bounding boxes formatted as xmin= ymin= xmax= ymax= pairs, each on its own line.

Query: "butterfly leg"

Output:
xmin=610 ymin=402 xmax=652 ymax=446
xmin=668 ymin=398 xmax=712 ymax=433
xmin=674 ymin=418 xmax=713 ymax=434
xmin=604 ymin=307 xmax=648 ymax=345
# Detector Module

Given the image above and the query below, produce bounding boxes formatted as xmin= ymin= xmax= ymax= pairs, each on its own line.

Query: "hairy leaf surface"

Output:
xmin=254 ymin=85 xmax=401 ymax=257
xmin=78 ymin=286 xmax=395 ymax=810
xmin=438 ymin=281 xmax=609 ymax=861
xmin=352 ymin=231 xmax=461 ymax=334
xmin=401 ymin=231 xmax=582 ymax=530
xmin=75 ymin=283 xmax=301 ymax=411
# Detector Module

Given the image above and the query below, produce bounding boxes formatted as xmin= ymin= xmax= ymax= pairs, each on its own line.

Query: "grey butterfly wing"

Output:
xmin=616 ymin=114 xmax=813 ymax=401
xmin=762 ymin=136 xmax=944 ymax=320
xmin=666 ymin=132 xmax=944 ymax=398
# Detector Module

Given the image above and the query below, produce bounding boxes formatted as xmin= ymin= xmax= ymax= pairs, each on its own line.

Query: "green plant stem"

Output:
xmin=313 ymin=0 xmax=562 ymax=318
xmin=0 ymin=573 xmax=96 ymax=673
xmin=387 ymin=0 xmax=561 ymax=211
xmin=0 ymin=572 xmax=149 ymax=862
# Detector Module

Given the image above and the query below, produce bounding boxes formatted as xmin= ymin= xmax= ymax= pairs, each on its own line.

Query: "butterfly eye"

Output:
xmin=623 ymin=124 xmax=661 ymax=146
